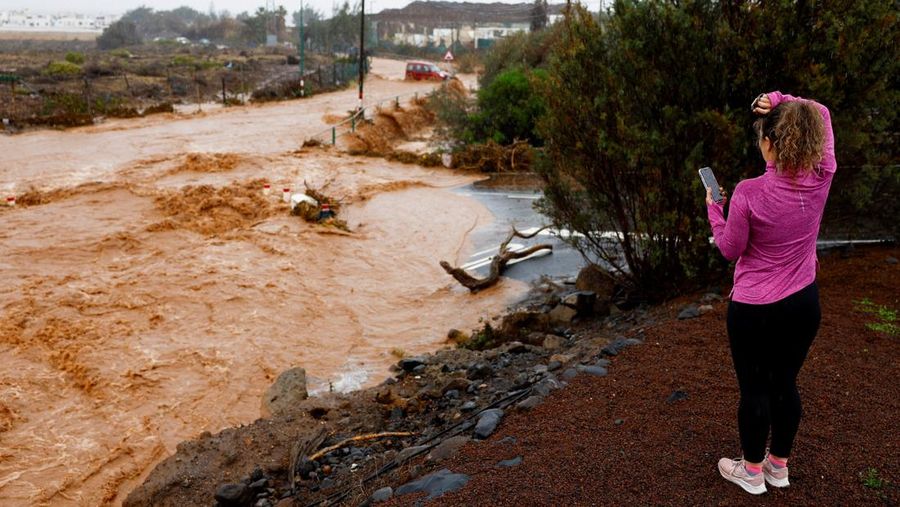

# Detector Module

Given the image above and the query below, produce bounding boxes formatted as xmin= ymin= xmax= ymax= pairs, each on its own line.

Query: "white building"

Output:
xmin=0 ymin=9 xmax=120 ymax=32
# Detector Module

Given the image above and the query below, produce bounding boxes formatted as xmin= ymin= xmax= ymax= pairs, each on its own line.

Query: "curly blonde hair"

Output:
xmin=754 ymin=101 xmax=825 ymax=177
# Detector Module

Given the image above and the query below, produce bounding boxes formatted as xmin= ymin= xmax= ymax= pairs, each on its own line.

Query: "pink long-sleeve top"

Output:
xmin=707 ymin=91 xmax=836 ymax=304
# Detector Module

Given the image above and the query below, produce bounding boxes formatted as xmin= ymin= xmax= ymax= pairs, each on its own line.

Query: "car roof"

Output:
xmin=407 ymin=61 xmax=437 ymax=66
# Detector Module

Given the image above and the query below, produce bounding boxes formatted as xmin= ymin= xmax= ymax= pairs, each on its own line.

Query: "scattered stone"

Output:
xmin=250 ymin=466 xmax=264 ymax=482
xmin=370 ymin=486 xmax=393 ymax=503
xmin=547 ymin=360 xmax=562 ymax=371
xmin=466 ymin=363 xmax=494 ymax=380
xmin=542 ymin=334 xmax=564 ymax=350
xmin=474 ymin=409 xmax=504 ymax=439
xmin=397 ymin=445 xmax=429 ymax=462
xmin=562 ymin=368 xmax=578 ymax=380
xmin=460 ymin=401 xmax=477 ymax=412
xmin=427 ymin=435 xmax=470 ymax=462
xmin=517 ymin=395 xmax=544 ymax=411
xmin=444 ymin=389 xmax=459 ymax=399
xmin=248 ymin=478 xmax=268 ymax=491
xmin=398 ymin=357 xmax=427 ymax=372
xmin=532 ymin=364 xmax=548 ymax=375
xmin=582 ymin=366 xmax=608 ymax=377
xmin=886 ymin=256 xmax=898 ymax=265
xmin=395 ymin=468 xmax=470 ymax=500
xmin=667 ymin=390 xmax=689 ymax=403
xmin=678 ymin=305 xmax=700 ymax=320
xmin=497 ymin=436 xmax=517 ymax=445
xmin=533 ymin=377 xmax=562 ymax=397
xmin=412 ymin=364 xmax=426 ymax=373
xmin=504 ymin=341 xmax=532 ymax=354
xmin=700 ymin=292 xmax=724 ymax=303
xmin=214 ymin=483 xmax=249 ymax=506
xmin=698 ymin=304 xmax=714 ymax=315
xmin=594 ymin=358 xmax=611 ymax=367
xmin=550 ymin=353 xmax=574 ymax=364
xmin=525 ymin=332 xmax=548 ymax=346
xmin=548 ymin=304 xmax=577 ymax=324
xmin=442 ymin=377 xmax=471 ymax=394
xmin=614 ymin=418 xmax=624 ymax=425
xmin=496 ymin=456 xmax=523 ymax=468
xmin=262 ymin=368 xmax=308 ymax=417
xmin=574 ymin=265 xmax=615 ymax=315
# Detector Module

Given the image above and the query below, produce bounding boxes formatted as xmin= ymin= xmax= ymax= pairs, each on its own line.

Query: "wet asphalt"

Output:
xmin=454 ymin=184 xmax=586 ymax=285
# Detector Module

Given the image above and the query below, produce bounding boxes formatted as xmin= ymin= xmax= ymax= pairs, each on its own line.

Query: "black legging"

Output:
xmin=726 ymin=282 xmax=820 ymax=463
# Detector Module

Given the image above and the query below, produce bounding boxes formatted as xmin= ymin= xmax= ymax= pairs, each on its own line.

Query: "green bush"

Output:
xmin=64 ymin=52 xmax=85 ymax=65
xmin=110 ymin=48 xmax=132 ymax=58
xmin=471 ymin=68 xmax=548 ymax=145
xmin=44 ymin=60 xmax=82 ymax=76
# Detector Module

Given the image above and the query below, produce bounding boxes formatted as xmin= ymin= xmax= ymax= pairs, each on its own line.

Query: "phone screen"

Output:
xmin=699 ymin=167 xmax=724 ymax=203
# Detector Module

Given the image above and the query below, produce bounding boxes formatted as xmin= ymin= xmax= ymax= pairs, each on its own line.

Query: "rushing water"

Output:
xmin=0 ymin=64 xmax=523 ymax=505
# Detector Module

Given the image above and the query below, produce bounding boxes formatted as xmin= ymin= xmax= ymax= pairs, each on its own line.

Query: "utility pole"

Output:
xmin=299 ymin=0 xmax=305 ymax=96
xmin=358 ymin=0 xmax=365 ymax=111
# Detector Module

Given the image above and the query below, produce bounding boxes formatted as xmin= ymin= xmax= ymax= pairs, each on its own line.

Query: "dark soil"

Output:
xmin=388 ymin=245 xmax=900 ymax=506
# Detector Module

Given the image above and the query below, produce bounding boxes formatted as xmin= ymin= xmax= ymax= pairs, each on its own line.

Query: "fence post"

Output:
xmin=83 ymin=77 xmax=93 ymax=118
xmin=396 ymin=96 xmax=399 ymax=108
xmin=351 ymin=116 xmax=355 ymax=132
xmin=221 ymin=76 xmax=227 ymax=105
xmin=333 ymin=63 xmax=337 ymax=87
xmin=332 ymin=126 xmax=336 ymax=145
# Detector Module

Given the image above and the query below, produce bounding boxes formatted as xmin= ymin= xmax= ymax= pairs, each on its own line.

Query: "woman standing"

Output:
xmin=706 ymin=91 xmax=835 ymax=495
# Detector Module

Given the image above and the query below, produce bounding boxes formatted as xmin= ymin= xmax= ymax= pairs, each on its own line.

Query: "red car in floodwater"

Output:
xmin=405 ymin=61 xmax=449 ymax=81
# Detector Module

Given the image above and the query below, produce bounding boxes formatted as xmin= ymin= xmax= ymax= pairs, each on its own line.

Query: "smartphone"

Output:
xmin=699 ymin=167 xmax=725 ymax=204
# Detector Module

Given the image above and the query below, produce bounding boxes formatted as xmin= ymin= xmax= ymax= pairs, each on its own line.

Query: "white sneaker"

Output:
xmin=763 ymin=456 xmax=790 ymax=488
xmin=718 ymin=457 xmax=767 ymax=495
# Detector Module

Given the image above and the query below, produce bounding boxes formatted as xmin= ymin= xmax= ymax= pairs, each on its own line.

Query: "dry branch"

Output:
xmin=441 ymin=226 xmax=553 ymax=292
xmin=308 ymin=431 xmax=416 ymax=461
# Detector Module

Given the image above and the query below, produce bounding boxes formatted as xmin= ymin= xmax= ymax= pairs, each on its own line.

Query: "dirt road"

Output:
xmin=0 ymin=60 xmax=520 ymax=505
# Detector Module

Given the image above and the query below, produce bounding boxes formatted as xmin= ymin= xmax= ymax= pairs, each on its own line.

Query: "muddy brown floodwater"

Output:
xmin=0 ymin=61 xmax=521 ymax=506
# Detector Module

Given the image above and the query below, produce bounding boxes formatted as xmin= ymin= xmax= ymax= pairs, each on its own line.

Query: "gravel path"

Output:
xmin=389 ymin=246 xmax=900 ymax=506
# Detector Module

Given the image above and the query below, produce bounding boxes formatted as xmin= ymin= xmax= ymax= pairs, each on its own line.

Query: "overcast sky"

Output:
xmin=1 ymin=0 xmax=589 ymax=17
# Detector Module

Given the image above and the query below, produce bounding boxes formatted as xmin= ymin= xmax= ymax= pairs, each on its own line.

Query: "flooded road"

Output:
xmin=0 ymin=61 xmax=525 ymax=505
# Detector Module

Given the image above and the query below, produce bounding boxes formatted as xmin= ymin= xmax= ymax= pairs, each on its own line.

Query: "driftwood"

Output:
xmin=308 ymin=431 xmax=416 ymax=461
xmin=441 ymin=226 xmax=553 ymax=292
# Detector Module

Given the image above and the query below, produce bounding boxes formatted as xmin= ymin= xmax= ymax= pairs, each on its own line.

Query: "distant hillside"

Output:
xmin=374 ymin=1 xmax=566 ymax=24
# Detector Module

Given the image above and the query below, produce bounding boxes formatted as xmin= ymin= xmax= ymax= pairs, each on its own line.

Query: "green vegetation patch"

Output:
xmin=854 ymin=298 xmax=899 ymax=336
xmin=44 ymin=60 xmax=82 ymax=77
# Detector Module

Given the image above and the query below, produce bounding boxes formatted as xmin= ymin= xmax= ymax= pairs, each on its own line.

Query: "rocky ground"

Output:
xmin=124 ymin=244 xmax=899 ymax=507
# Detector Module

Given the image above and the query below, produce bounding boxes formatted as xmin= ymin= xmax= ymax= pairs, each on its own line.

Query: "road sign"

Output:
xmin=443 ymin=51 xmax=454 ymax=62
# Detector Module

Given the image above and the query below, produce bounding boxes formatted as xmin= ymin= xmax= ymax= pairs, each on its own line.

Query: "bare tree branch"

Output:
xmin=440 ymin=226 xmax=553 ymax=292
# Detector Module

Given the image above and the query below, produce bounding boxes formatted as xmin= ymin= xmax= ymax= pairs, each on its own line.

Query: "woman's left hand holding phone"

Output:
xmin=706 ymin=186 xmax=728 ymax=206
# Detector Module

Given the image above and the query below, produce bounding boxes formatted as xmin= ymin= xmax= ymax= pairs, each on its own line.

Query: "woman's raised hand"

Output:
xmin=752 ymin=93 xmax=772 ymax=115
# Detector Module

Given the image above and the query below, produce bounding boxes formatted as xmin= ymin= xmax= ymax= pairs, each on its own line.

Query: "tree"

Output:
xmin=530 ymin=0 xmax=549 ymax=32
xmin=97 ymin=20 xmax=142 ymax=49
